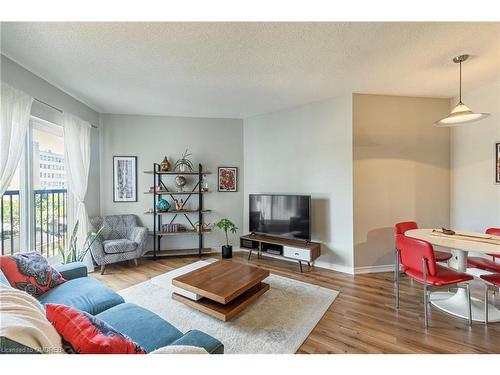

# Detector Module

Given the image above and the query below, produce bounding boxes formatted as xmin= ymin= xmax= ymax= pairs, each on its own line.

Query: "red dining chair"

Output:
xmin=479 ymin=273 xmax=500 ymax=325
xmin=394 ymin=221 xmax=453 ymax=281
xmin=467 ymin=228 xmax=500 ymax=273
xmin=395 ymin=234 xmax=473 ymax=328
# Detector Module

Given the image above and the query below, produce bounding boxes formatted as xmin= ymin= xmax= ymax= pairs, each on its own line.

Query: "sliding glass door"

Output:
xmin=0 ymin=116 xmax=67 ymax=258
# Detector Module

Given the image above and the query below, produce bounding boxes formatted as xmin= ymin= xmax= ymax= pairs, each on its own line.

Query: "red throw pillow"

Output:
xmin=46 ymin=304 xmax=146 ymax=354
xmin=0 ymin=252 xmax=66 ymax=297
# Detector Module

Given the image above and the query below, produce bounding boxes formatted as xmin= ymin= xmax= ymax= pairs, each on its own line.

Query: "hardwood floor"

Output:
xmin=92 ymin=251 xmax=500 ymax=354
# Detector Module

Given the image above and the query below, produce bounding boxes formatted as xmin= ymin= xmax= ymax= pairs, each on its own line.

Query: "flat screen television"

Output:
xmin=249 ymin=194 xmax=311 ymax=240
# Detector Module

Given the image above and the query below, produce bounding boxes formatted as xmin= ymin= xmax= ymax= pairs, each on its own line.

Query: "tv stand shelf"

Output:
xmin=240 ymin=234 xmax=320 ymax=272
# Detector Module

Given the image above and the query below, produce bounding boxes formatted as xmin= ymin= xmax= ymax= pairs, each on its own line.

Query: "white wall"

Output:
xmin=1 ymin=54 xmax=101 ymax=216
xmin=243 ymin=96 xmax=354 ymax=273
xmin=451 ymin=80 xmax=500 ymax=237
xmin=99 ymin=114 xmax=244 ymax=252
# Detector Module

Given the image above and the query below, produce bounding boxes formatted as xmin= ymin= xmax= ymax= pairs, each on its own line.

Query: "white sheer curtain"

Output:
xmin=0 ymin=83 xmax=33 ymax=195
xmin=63 ymin=113 xmax=93 ymax=271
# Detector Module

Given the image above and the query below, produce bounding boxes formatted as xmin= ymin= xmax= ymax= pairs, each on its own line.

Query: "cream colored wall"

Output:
xmin=353 ymin=94 xmax=451 ymax=270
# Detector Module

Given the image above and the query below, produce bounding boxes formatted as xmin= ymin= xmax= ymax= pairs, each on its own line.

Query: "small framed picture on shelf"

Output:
xmin=496 ymin=142 xmax=500 ymax=184
xmin=113 ymin=156 xmax=137 ymax=202
xmin=218 ymin=167 xmax=238 ymax=192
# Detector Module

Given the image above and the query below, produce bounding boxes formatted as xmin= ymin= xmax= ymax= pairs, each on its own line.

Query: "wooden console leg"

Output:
xmin=248 ymin=250 xmax=252 ymax=260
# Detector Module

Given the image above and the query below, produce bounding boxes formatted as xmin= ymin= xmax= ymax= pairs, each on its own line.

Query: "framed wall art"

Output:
xmin=218 ymin=167 xmax=238 ymax=192
xmin=113 ymin=156 xmax=137 ymax=202
xmin=496 ymin=142 xmax=500 ymax=184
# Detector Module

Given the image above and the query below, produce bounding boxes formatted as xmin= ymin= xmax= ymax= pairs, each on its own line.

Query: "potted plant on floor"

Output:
xmin=58 ymin=220 xmax=103 ymax=264
xmin=214 ymin=218 xmax=238 ymax=259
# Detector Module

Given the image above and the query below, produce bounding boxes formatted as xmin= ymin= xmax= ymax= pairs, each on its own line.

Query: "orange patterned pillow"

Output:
xmin=0 ymin=252 xmax=66 ymax=297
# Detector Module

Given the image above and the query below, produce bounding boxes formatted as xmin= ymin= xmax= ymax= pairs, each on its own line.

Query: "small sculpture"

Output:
xmin=160 ymin=156 xmax=171 ymax=172
xmin=195 ymin=222 xmax=210 ymax=232
xmin=174 ymin=199 xmax=184 ymax=211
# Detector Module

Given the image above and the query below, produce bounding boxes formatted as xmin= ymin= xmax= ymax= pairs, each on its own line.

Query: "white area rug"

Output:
xmin=118 ymin=260 xmax=338 ymax=354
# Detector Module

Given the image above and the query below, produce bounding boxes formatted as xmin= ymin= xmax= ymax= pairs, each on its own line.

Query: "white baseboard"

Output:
xmin=315 ymin=260 xmax=354 ymax=274
xmin=354 ymin=264 xmax=394 ymax=274
xmin=234 ymin=247 xmax=355 ymax=274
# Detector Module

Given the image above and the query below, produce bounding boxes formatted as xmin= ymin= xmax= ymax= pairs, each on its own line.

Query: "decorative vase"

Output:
xmin=201 ymin=174 xmax=209 ymax=192
xmin=222 ymin=245 xmax=233 ymax=259
xmin=160 ymin=156 xmax=170 ymax=172
xmin=156 ymin=198 xmax=171 ymax=211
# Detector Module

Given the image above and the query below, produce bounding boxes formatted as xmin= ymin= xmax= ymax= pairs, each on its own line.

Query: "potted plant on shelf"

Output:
xmin=174 ymin=149 xmax=194 ymax=172
xmin=214 ymin=218 xmax=238 ymax=259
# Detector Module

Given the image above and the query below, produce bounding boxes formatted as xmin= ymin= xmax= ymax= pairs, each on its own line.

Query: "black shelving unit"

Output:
xmin=144 ymin=163 xmax=211 ymax=259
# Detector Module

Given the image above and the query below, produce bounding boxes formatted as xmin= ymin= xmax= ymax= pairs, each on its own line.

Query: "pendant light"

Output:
xmin=434 ymin=54 xmax=490 ymax=127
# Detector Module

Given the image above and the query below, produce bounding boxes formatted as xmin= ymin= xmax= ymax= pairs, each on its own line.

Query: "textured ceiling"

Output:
xmin=1 ymin=22 xmax=499 ymax=118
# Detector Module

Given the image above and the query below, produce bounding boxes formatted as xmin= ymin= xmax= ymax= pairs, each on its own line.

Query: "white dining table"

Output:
xmin=405 ymin=228 xmax=500 ymax=323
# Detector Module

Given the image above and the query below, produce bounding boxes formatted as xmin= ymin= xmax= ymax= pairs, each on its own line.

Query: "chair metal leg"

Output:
xmin=394 ymin=250 xmax=398 ymax=283
xmin=422 ymin=258 xmax=428 ymax=328
xmin=395 ymin=250 xmax=400 ymax=309
xmin=423 ymin=283 xmax=428 ymax=328
xmin=466 ymin=283 xmax=472 ymax=326
xmin=100 ymin=265 xmax=106 ymax=275
xmin=484 ymin=284 xmax=489 ymax=325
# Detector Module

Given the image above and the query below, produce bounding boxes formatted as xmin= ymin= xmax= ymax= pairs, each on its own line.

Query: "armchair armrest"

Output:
xmin=54 ymin=262 xmax=87 ymax=280
xmin=128 ymin=226 xmax=147 ymax=244
xmin=89 ymin=236 xmax=106 ymax=265
xmin=169 ymin=330 xmax=223 ymax=354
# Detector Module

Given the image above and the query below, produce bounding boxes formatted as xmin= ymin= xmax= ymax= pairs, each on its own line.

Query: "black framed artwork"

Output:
xmin=496 ymin=142 xmax=500 ymax=184
xmin=218 ymin=167 xmax=238 ymax=192
xmin=113 ymin=156 xmax=137 ymax=202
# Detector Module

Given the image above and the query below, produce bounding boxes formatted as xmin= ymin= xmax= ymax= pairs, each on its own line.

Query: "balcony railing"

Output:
xmin=1 ymin=189 xmax=68 ymax=257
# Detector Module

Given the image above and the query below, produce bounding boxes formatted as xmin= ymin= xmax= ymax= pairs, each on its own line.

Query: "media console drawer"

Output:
xmin=283 ymin=246 xmax=312 ymax=261
xmin=240 ymin=234 xmax=320 ymax=272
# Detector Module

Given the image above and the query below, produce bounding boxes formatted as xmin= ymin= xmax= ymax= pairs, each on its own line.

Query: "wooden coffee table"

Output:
xmin=172 ymin=261 xmax=270 ymax=321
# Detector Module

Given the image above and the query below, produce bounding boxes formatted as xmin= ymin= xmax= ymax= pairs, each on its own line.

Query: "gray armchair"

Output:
xmin=89 ymin=214 xmax=147 ymax=274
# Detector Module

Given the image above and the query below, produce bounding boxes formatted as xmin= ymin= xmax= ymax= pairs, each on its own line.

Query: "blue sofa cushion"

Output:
xmin=169 ymin=330 xmax=224 ymax=354
xmin=0 ymin=337 xmax=40 ymax=354
xmin=38 ymin=277 xmax=124 ymax=315
xmin=96 ymin=303 xmax=182 ymax=353
xmin=54 ymin=262 xmax=88 ymax=280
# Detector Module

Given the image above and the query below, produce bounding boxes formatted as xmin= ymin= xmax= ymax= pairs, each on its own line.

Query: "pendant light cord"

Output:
xmin=459 ymin=60 xmax=462 ymax=103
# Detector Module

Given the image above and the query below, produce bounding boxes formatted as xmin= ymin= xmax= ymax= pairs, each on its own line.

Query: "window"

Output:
xmin=32 ymin=119 xmax=67 ymax=257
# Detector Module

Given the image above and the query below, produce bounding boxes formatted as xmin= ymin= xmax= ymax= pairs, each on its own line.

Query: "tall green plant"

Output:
xmin=214 ymin=218 xmax=238 ymax=247
xmin=58 ymin=220 xmax=103 ymax=264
